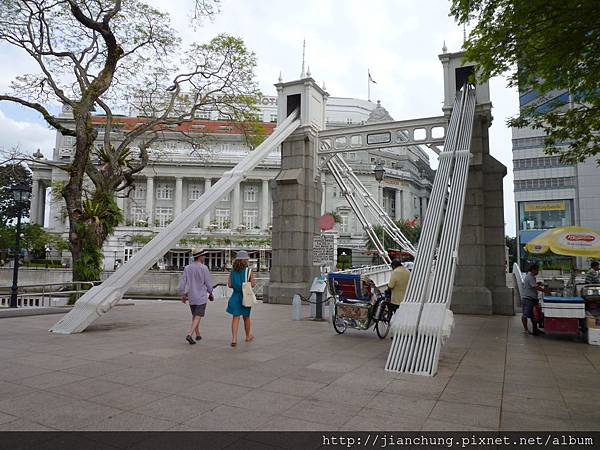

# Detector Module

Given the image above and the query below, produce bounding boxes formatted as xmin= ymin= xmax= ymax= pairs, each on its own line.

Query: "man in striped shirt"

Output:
xmin=179 ymin=248 xmax=214 ymax=344
xmin=585 ymin=261 xmax=599 ymax=285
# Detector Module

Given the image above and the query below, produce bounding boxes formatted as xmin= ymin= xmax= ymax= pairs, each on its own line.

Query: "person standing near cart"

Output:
xmin=585 ymin=261 xmax=599 ymax=284
xmin=521 ymin=264 xmax=550 ymax=336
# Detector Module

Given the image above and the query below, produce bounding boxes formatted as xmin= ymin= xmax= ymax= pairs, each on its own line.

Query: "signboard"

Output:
xmin=524 ymin=201 xmax=566 ymax=212
xmin=367 ymin=132 xmax=392 ymax=145
xmin=312 ymin=233 xmax=336 ymax=267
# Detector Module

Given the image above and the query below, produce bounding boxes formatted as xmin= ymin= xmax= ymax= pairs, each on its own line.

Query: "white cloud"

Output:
xmin=0 ymin=109 xmax=55 ymax=158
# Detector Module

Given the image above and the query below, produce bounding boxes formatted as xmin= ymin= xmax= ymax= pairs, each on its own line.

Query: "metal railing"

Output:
xmin=0 ymin=281 xmax=101 ymax=308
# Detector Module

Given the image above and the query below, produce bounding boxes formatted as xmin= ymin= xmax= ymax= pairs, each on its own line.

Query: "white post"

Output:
xmin=30 ymin=179 xmax=39 ymax=224
xmin=261 ymin=179 xmax=269 ymax=229
xmin=232 ymin=183 xmax=241 ymax=228
xmin=395 ymin=189 xmax=402 ymax=221
xmin=321 ymin=180 xmax=326 ymax=215
xmin=116 ymin=195 xmax=125 ymax=225
xmin=202 ymin=178 xmax=212 ymax=228
xmin=402 ymin=189 xmax=413 ymax=220
xmin=146 ymin=176 xmax=154 ymax=225
xmin=174 ymin=177 xmax=183 ymax=217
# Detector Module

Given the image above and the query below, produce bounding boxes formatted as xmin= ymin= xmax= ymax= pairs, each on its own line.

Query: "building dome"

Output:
xmin=366 ymin=100 xmax=394 ymax=123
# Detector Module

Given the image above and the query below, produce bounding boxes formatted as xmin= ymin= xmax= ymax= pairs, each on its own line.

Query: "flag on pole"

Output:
xmin=368 ymin=70 xmax=377 ymax=84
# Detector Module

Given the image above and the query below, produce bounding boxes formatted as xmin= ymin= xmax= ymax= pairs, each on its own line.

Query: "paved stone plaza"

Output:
xmin=0 ymin=301 xmax=599 ymax=431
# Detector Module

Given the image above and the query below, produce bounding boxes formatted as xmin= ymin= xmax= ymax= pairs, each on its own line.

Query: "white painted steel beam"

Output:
xmin=326 ymin=156 xmax=391 ymax=265
xmin=318 ymin=116 xmax=447 ymax=155
xmin=325 ymin=153 xmax=416 ymax=265
xmin=386 ymin=85 xmax=476 ymax=376
xmin=50 ymin=110 xmax=301 ymax=334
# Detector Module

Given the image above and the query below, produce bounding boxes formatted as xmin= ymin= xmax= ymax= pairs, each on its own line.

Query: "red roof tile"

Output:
xmin=90 ymin=116 xmax=276 ymax=136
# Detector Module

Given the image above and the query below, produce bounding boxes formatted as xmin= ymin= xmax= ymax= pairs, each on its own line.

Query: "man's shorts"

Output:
xmin=189 ymin=303 xmax=207 ymax=317
xmin=521 ymin=297 xmax=536 ymax=319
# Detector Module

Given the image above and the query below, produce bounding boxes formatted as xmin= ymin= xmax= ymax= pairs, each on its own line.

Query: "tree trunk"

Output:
xmin=67 ymin=186 xmax=121 ymax=283
xmin=69 ymin=228 xmax=84 ymax=281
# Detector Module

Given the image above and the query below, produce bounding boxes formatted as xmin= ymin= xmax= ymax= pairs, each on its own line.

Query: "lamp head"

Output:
xmin=374 ymin=163 xmax=385 ymax=183
xmin=11 ymin=183 xmax=31 ymax=203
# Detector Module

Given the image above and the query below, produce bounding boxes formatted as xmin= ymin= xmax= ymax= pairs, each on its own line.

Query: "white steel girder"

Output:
xmin=386 ymin=85 xmax=476 ymax=376
xmin=318 ymin=116 xmax=447 ymax=155
xmin=325 ymin=154 xmax=416 ymax=265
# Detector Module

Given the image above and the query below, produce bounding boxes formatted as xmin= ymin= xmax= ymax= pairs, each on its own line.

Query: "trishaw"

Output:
xmin=327 ymin=272 xmax=393 ymax=339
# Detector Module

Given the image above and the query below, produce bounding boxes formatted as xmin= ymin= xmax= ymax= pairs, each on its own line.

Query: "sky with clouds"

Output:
xmin=0 ymin=0 xmax=519 ymax=235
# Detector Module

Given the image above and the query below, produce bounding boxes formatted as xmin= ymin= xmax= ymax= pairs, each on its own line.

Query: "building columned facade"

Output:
xmin=513 ymin=89 xmax=600 ymax=268
xmin=30 ymin=95 xmax=433 ymax=271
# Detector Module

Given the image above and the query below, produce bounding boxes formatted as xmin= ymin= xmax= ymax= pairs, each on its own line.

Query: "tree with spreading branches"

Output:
xmin=0 ymin=0 xmax=261 ymax=281
xmin=451 ymin=0 xmax=600 ymax=163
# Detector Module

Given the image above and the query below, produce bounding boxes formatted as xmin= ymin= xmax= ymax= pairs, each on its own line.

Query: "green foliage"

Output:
xmin=327 ymin=211 xmax=342 ymax=224
xmin=450 ymin=0 xmax=600 ymax=163
xmin=506 ymin=235 xmax=517 ymax=270
xmin=365 ymin=224 xmax=387 ymax=252
xmin=243 ymin=120 xmax=268 ymax=150
xmin=131 ymin=234 xmax=153 ymax=244
xmin=523 ymin=248 xmax=573 ymax=271
xmin=397 ymin=219 xmax=422 ymax=244
xmin=72 ymin=221 xmax=103 ymax=282
xmin=336 ymin=254 xmax=352 ymax=270
xmin=0 ymin=164 xmax=31 ymax=225
xmin=365 ymin=220 xmax=421 ymax=253
xmin=72 ymin=192 xmax=123 ymax=281
xmin=0 ymin=223 xmax=65 ymax=258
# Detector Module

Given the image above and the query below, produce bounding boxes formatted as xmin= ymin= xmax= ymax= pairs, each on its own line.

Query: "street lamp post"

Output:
xmin=9 ymin=183 xmax=31 ymax=308
xmin=374 ymin=162 xmax=385 ymax=206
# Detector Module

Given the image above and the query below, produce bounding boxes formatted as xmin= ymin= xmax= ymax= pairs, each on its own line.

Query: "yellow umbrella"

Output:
xmin=525 ymin=226 xmax=600 ymax=257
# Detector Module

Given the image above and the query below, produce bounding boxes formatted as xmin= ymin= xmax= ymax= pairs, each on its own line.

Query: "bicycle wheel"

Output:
xmin=375 ymin=303 xmax=391 ymax=339
xmin=332 ymin=306 xmax=347 ymax=334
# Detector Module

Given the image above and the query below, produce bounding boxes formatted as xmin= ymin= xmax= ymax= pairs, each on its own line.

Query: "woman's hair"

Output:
xmin=233 ymin=258 xmax=248 ymax=272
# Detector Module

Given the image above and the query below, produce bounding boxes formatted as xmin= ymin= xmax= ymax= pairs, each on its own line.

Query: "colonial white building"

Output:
xmin=30 ymin=95 xmax=432 ymax=271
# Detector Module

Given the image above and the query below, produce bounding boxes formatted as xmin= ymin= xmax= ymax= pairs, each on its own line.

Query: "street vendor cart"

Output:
xmin=582 ymin=285 xmax=600 ymax=345
xmin=525 ymin=226 xmax=600 ymax=343
xmin=541 ymin=295 xmax=585 ymax=336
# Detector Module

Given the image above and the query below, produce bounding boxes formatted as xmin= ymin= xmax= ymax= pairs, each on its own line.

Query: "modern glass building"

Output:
xmin=513 ymin=89 xmax=600 ymax=269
